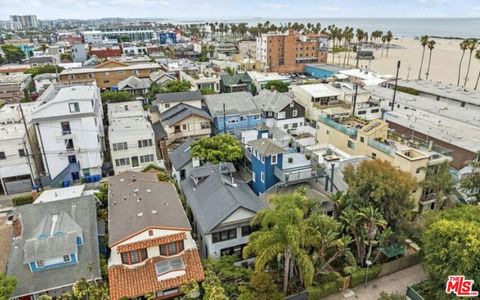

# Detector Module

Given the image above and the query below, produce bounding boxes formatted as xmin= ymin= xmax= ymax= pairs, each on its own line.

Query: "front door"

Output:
xmin=131 ymin=156 xmax=139 ymax=167
xmin=72 ymin=172 xmax=80 ymax=181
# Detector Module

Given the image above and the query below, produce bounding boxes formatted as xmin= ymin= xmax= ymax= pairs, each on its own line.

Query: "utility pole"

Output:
xmin=19 ymin=103 xmax=43 ymax=191
xmin=223 ymin=102 xmax=226 ymax=134
xmin=352 ymin=83 xmax=359 ymax=115
xmin=391 ymin=60 xmax=401 ymax=112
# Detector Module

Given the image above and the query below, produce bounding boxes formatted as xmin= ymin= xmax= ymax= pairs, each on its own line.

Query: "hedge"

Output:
xmin=12 ymin=194 xmax=34 ymax=206
xmin=141 ymin=164 xmax=165 ymax=173
xmin=307 ymin=276 xmax=343 ymax=299
xmin=349 ymin=265 xmax=382 ymax=288
xmin=396 ymin=86 xmax=419 ymax=96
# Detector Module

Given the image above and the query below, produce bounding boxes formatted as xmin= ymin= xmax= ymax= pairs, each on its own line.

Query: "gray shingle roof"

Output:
xmin=170 ymin=138 xmax=194 ymax=170
xmin=220 ymin=73 xmax=251 ymax=86
xmin=153 ymin=91 xmax=203 ymax=105
xmin=204 ymin=91 xmax=260 ymax=117
xmin=181 ymin=164 xmax=266 ymax=234
xmin=108 ymin=171 xmax=191 ymax=246
xmin=152 ymin=120 xmax=167 ymax=140
xmin=248 ymin=138 xmax=285 ymax=156
xmin=7 ymin=196 xmax=101 ymax=298
xmin=190 ymin=162 xmax=236 ymax=179
xmin=253 ymin=90 xmax=295 ymax=113
xmin=118 ymin=75 xmax=151 ymax=90
xmin=160 ymin=103 xmax=211 ymax=127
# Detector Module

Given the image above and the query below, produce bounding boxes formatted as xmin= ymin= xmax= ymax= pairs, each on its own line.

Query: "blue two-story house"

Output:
xmin=204 ymin=91 xmax=262 ymax=136
xmin=7 ymin=195 xmax=101 ymax=299
xmin=247 ymin=130 xmax=316 ymax=195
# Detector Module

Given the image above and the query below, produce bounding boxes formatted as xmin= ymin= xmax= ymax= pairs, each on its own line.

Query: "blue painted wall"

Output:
xmin=28 ymin=253 xmax=78 ymax=272
xmin=213 ymin=114 xmax=262 ymax=135
xmin=250 ymin=150 xmax=282 ymax=195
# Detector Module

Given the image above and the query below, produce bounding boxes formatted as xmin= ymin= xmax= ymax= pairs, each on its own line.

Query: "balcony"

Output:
xmin=368 ymin=139 xmax=395 ymax=156
xmin=274 ymin=166 xmax=315 ymax=183
xmin=313 ymin=100 xmax=351 ymax=110
xmin=318 ymin=115 xmax=358 ymax=138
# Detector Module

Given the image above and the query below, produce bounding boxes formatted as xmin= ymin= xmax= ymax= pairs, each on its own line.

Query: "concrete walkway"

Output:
xmin=323 ymin=264 xmax=427 ymax=300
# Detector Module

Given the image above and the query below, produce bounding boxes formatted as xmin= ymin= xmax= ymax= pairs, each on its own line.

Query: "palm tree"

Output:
xmin=418 ymin=35 xmax=429 ymax=79
xmin=343 ymin=28 xmax=354 ymax=66
xmin=357 ymin=207 xmax=387 ymax=263
xmin=425 ymin=40 xmax=436 ymax=80
xmin=463 ymin=39 xmax=478 ymax=87
xmin=422 ymin=161 xmax=454 ymax=210
xmin=475 ymin=50 xmax=480 ymax=90
xmin=385 ymin=31 xmax=393 ymax=57
xmin=340 ymin=208 xmax=364 ymax=265
xmin=460 ymin=151 xmax=480 ymax=200
xmin=381 ymin=35 xmax=387 ymax=57
xmin=243 ymin=192 xmax=316 ymax=294
xmin=457 ymin=40 xmax=469 ymax=86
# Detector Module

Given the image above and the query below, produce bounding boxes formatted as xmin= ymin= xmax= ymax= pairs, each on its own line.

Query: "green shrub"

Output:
xmin=349 ymin=265 xmax=382 ymax=288
xmin=307 ymin=277 xmax=343 ymax=299
xmin=12 ymin=194 xmax=34 ymax=206
xmin=141 ymin=164 xmax=165 ymax=173
xmin=396 ymin=86 xmax=419 ymax=96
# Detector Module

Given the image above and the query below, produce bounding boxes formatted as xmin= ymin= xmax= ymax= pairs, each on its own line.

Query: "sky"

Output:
xmin=0 ymin=0 xmax=479 ymax=20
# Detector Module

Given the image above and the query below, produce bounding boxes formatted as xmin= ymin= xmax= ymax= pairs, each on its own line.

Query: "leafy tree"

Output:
xmin=25 ymin=65 xmax=64 ymax=77
xmin=179 ymin=279 xmax=200 ymax=299
xmin=244 ymin=191 xmax=316 ymax=294
xmin=238 ymin=271 xmax=283 ymax=300
xmin=378 ymin=291 xmax=406 ymax=300
xmin=203 ymin=256 xmax=251 ymax=297
xmin=224 ymin=66 xmax=235 ymax=76
xmin=37 ymin=296 xmax=52 ymax=300
xmin=422 ymin=162 xmax=454 ymax=210
xmin=191 ymin=134 xmax=243 ymax=164
xmin=202 ymin=269 xmax=228 ymax=300
xmin=460 ymin=152 xmax=480 ymax=202
xmin=343 ymin=159 xmax=416 ymax=234
xmin=61 ymin=53 xmax=73 ymax=62
xmin=264 ymin=80 xmax=289 ymax=92
xmin=150 ymin=80 xmax=192 ymax=94
xmin=0 ymin=54 xmax=5 ymax=65
xmin=200 ymin=88 xmax=216 ymax=95
xmin=101 ymin=91 xmax=134 ymax=103
xmin=0 ymin=274 xmax=17 ymax=300
xmin=1 ymin=45 xmax=25 ymax=63
xmin=118 ymin=35 xmax=130 ymax=42
xmin=422 ymin=216 xmax=480 ymax=297
xmin=72 ymin=278 xmax=109 ymax=300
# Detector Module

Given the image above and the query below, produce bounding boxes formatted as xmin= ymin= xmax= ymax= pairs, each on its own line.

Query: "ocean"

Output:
xmin=175 ymin=18 xmax=480 ymax=39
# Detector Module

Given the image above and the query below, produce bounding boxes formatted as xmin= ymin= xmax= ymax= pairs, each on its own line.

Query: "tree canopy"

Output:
xmin=264 ymin=80 xmax=289 ymax=92
xmin=101 ymin=91 xmax=135 ymax=103
xmin=191 ymin=134 xmax=243 ymax=164
xmin=0 ymin=274 xmax=17 ymax=300
xmin=147 ymin=80 xmax=192 ymax=99
xmin=238 ymin=271 xmax=283 ymax=300
xmin=203 ymin=256 xmax=251 ymax=298
xmin=25 ymin=65 xmax=64 ymax=77
xmin=1 ymin=45 xmax=25 ymax=63
xmin=343 ymin=159 xmax=416 ymax=234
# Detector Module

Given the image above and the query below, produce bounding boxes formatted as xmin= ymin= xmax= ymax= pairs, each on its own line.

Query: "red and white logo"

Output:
xmin=445 ymin=276 xmax=478 ymax=297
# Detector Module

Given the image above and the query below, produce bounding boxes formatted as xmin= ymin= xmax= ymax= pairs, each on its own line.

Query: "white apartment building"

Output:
xmin=30 ymin=84 xmax=104 ymax=187
xmin=179 ymin=70 xmax=221 ymax=93
xmin=0 ymin=103 xmax=38 ymax=195
xmin=107 ymin=101 xmax=158 ymax=174
xmin=82 ymin=31 xmax=103 ymax=45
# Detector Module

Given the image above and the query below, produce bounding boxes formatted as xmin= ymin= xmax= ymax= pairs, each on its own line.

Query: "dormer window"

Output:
xmin=121 ymin=248 xmax=148 ymax=265
xmin=69 ymin=102 xmax=80 ymax=113
xmin=159 ymin=240 xmax=184 ymax=256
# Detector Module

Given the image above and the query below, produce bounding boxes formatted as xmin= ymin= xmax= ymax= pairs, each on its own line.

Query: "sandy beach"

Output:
xmin=328 ymin=38 xmax=480 ymax=89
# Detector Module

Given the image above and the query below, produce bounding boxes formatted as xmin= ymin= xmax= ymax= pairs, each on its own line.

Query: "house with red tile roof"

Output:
xmin=107 ymin=171 xmax=204 ymax=300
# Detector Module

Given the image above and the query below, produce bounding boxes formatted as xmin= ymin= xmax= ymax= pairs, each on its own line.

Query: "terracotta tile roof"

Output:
xmin=108 ymin=249 xmax=204 ymax=300
xmin=117 ymin=232 xmax=187 ymax=253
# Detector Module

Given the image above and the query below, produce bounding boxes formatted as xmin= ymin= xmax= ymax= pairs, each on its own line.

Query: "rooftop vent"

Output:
xmin=146 ymin=189 xmax=151 ymax=193
xmin=152 ymin=210 xmax=158 ymax=214
xmin=137 ymin=212 xmax=143 ymax=217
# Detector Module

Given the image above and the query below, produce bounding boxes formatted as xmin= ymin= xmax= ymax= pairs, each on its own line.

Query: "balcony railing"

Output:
xmin=368 ymin=139 xmax=395 ymax=156
xmin=318 ymin=116 xmax=358 ymax=138
xmin=274 ymin=166 xmax=315 ymax=183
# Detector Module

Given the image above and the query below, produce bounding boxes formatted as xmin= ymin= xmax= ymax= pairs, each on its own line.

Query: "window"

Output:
xmin=201 ymin=122 xmax=210 ymax=129
xmin=113 ymin=142 xmax=128 ymax=151
xmin=290 ymin=102 xmax=294 ymax=108
xmin=165 ymin=103 xmax=170 ymax=108
xmin=160 ymin=240 xmax=185 ymax=256
xmin=140 ymin=154 xmax=155 ymax=163
xmin=292 ymin=110 xmax=298 ymax=117
xmin=372 ymin=152 xmax=377 ymax=159
xmin=69 ymin=102 xmax=80 ymax=113
xmin=416 ymin=168 xmax=421 ymax=174
xmin=155 ymin=258 xmax=185 ymax=277
xmin=241 ymin=225 xmax=259 ymax=237
xmin=357 ymin=110 xmax=366 ymax=115
xmin=284 ymin=124 xmax=288 ymax=129
xmin=277 ymin=111 xmax=286 ymax=119
xmin=121 ymin=249 xmax=148 ymax=265
xmin=212 ymin=229 xmax=237 ymax=243
xmin=138 ymin=139 xmax=152 ymax=148
xmin=360 ymin=137 xmax=365 ymax=143
xmin=65 ymin=139 xmax=74 ymax=150
xmin=115 ymin=158 xmax=130 ymax=167
xmin=68 ymin=155 xmax=77 ymax=164
xmin=36 ymin=260 xmax=45 ymax=267
xmin=371 ymin=109 xmax=380 ymax=113
xmin=63 ymin=255 xmax=71 ymax=262
xmin=252 ymin=171 xmax=256 ymax=182
xmin=148 ymin=229 xmax=154 ymax=236
xmin=271 ymin=154 xmax=277 ymax=164
xmin=261 ymin=172 xmax=265 ymax=183
xmin=260 ymin=155 xmax=265 ymax=163
xmin=61 ymin=121 xmax=71 ymax=134
xmin=18 ymin=149 xmax=26 ymax=157
xmin=347 ymin=140 xmax=355 ymax=149
xmin=182 ymin=124 xmax=187 ymax=130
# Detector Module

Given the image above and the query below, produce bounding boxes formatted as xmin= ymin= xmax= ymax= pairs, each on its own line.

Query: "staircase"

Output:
xmin=50 ymin=162 xmax=80 ymax=188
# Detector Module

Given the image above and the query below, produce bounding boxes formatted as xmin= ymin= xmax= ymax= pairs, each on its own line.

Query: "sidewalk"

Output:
xmin=323 ymin=264 xmax=427 ymax=300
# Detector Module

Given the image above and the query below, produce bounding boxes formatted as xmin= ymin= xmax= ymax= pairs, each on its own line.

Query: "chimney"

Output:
xmin=231 ymin=175 xmax=234 ymax=184
xmin=12 ymin=216 xmax=22 ymax=238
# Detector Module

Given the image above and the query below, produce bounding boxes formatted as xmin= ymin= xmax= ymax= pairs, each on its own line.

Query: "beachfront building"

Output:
xmin=107 ymin=171 xmax=204 ymax=300
xmin=31 ymin=84 xmax=104 ymax=187
xmin=253 ymin=89 xmax=306 ymax=132
xmin=181 ymin=163 xmax=266 ymax=260
xmin=6 ymin=195 xmax=101 ymax=299
xmin=255 ymin=31 xmax=328 ymax=73
xmin=108 ymin=101 xmax=158 ymax=174
xmin=315 ymin=115 xmax=452 ymax=212
xmin=339 ymin=68 xmax=395 ymax=86
xmin=0 ymin=103 xmax=39 ymax=195
xmin=204 ymin=92 xmax=262 ymax=136
xmin=59 ymin=60 xmax=162 ymax=90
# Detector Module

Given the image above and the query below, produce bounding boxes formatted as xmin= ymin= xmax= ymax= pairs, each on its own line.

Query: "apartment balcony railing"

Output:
xmin=318 ymin=115 xmax=357 ymax=138
xmin=274 ymin=166 xmax=315 ymax=184
xmin=368 ymin=139 xmax=395 ymax=156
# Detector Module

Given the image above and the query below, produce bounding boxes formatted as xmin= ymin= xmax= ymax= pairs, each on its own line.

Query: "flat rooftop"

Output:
xmin=396 ymin=79 xmax=480 ymax=106
xmin=60 ymin=63 xmax=160 ymax=75
xmin=0 ymin=73 xmax=31 ymax=85
xmin=384 ymin=109 xmax=480 ymax=153
xmin=247 ymin=71 xmax=291 ymax=82
xmin=296 ymin=83 xmax=342 ymax=98
xmin=34 ymin=185 xmax=86 ymax=204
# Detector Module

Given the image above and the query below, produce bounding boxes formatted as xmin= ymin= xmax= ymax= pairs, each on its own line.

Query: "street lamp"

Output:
xmin=364 ymin=259 xmax=373 ymax=287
